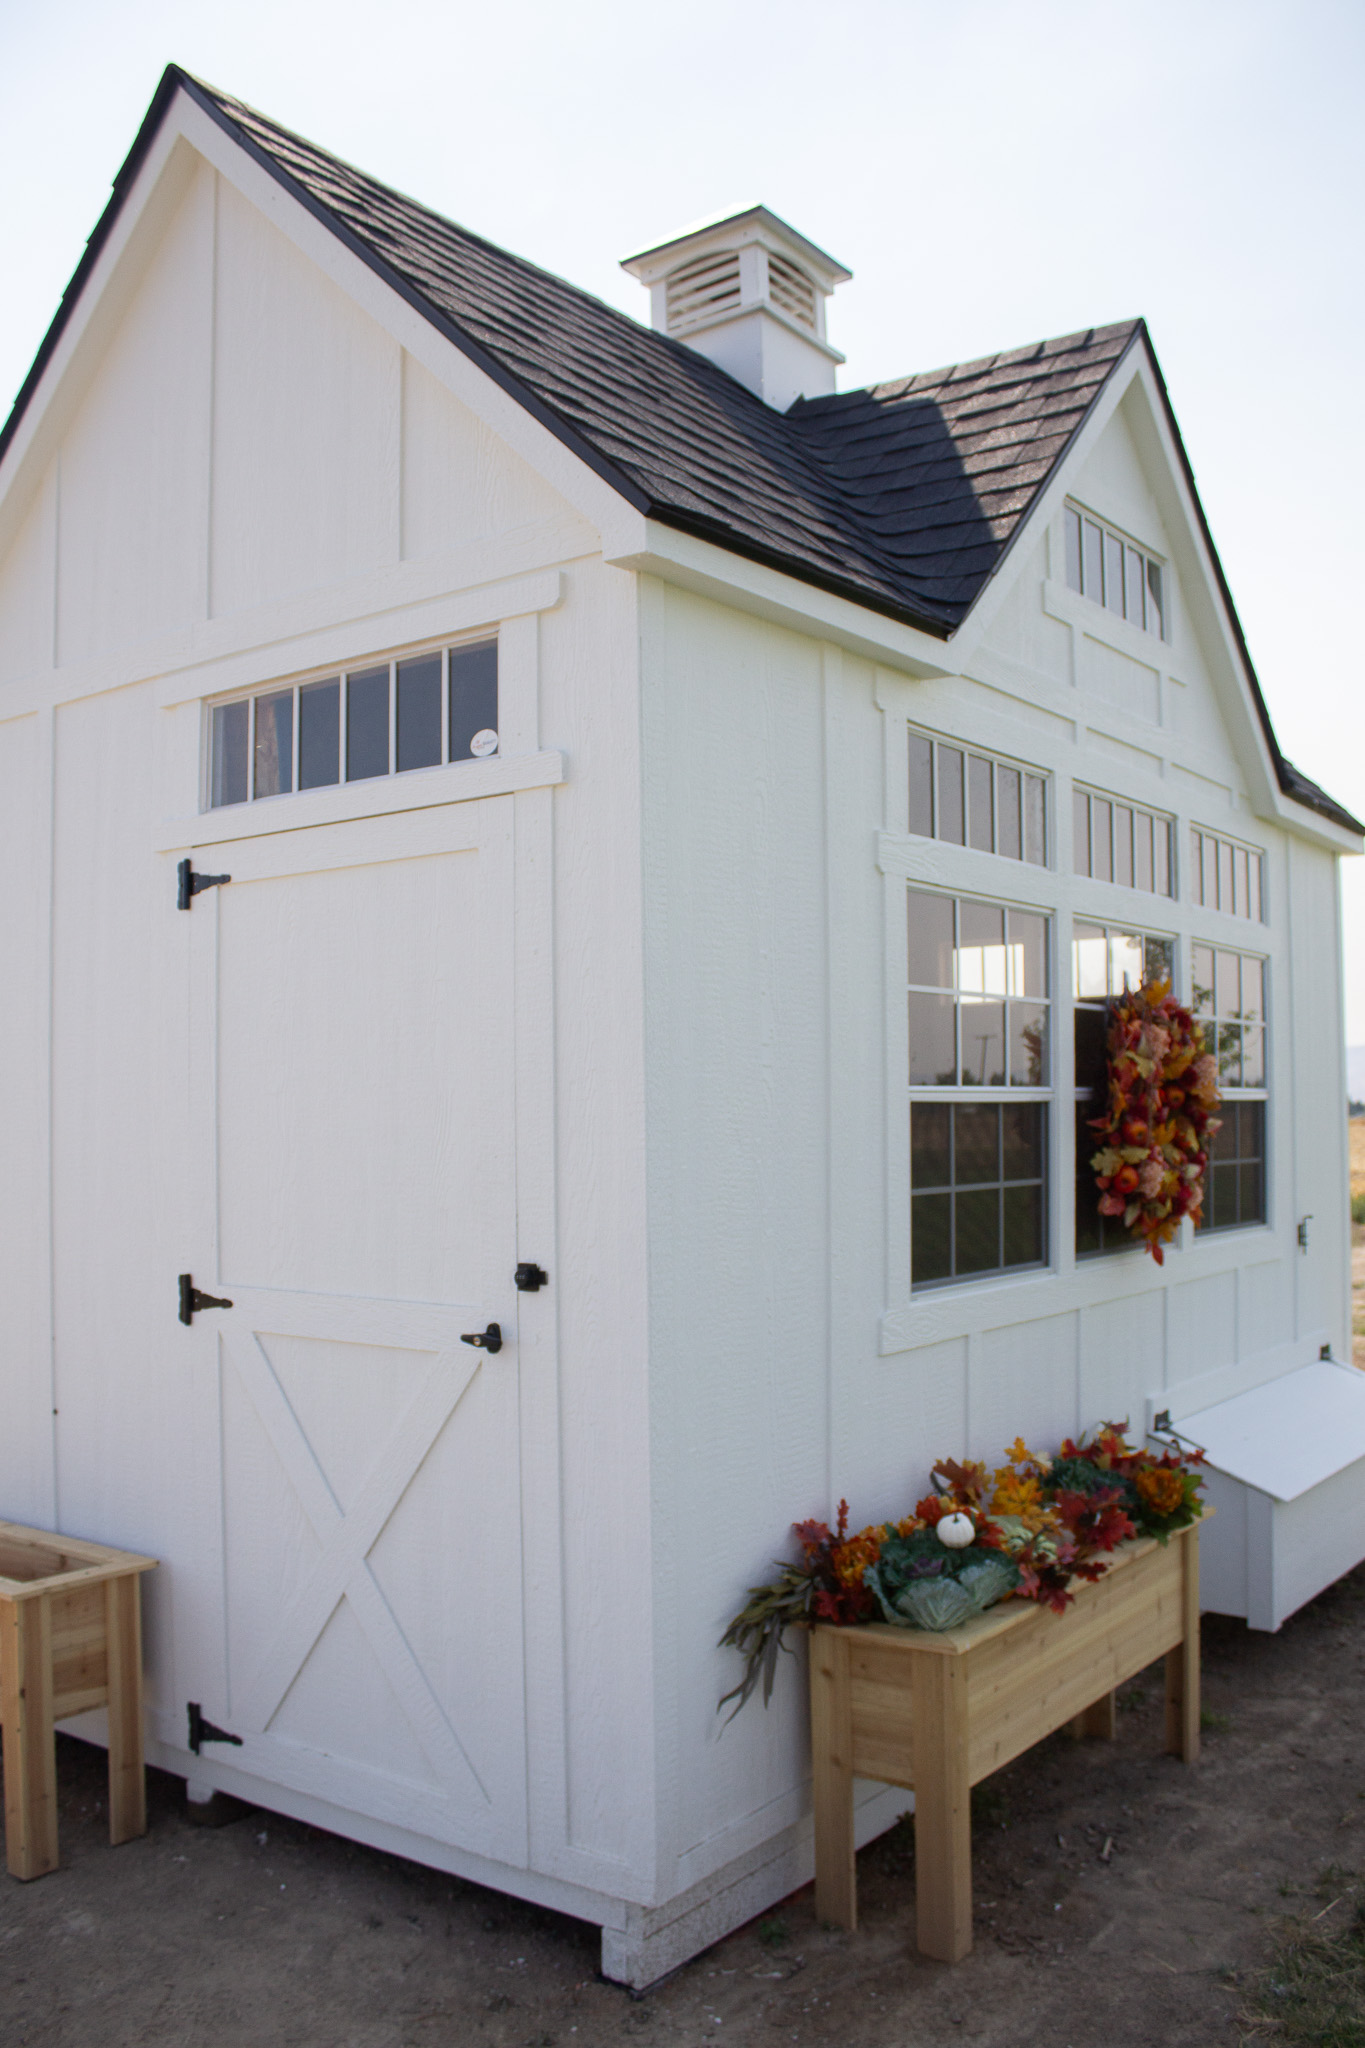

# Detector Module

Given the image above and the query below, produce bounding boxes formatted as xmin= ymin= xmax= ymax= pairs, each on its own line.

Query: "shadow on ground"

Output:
xmin=3 ymin=1564 xmax=1365 ymax=2046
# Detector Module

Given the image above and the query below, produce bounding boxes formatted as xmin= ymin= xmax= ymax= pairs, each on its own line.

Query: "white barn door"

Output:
xmin=175 ymin=797 xmax=527 ymax=1864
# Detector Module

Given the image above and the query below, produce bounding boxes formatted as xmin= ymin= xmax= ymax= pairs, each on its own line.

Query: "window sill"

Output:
xmin=152 ymin=748 xmax=566 ymax=851
xmin=880 ymin=1222 xmax=1286 ymax=1355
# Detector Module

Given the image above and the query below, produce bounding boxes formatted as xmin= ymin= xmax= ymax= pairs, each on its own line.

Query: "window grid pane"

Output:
xmin=911 ymin=1101 xmax=1047 ymax=1288
xmin=1190 ymin=825 xmax=1266 ymax=923
xmin=909 ymin=889 xmax=1052 ymax=1289
xmin=1073 ymin=785 xmax=1172 ymax=898
xmin=908 ymin=733 xmax=1048 ymax=869
xmin=209 ymin=638 xmax=499 ymax=810
xmin=1067 ymin=503 xmax=1165 ymax=640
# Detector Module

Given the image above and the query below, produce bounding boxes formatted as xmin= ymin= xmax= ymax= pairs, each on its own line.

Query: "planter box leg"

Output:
xmin=910 ymin=1652 xmax=972 ymax=1963
xmin=105 ymin=1576 xmax=146 ymax=1846
xmin=1165 ymin=1527 xmax=1201 ymax=1763
xmin=1 ymin=1596 xmax=59 ymax=1880
xmin=1067 ymin=1690 xmax=1117 ymax=1741
xmin=810 ymin=1631 xmax=857 ymax=1930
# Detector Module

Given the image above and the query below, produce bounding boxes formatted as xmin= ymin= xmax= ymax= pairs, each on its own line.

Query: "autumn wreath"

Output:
xmin=1087 ymin=980 xmax=1221 ymax=1263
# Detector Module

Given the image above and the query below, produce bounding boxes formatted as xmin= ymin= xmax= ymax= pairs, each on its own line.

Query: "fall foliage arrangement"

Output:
xmin=719 ymin=1426 xmax=1204 ymax=1718
xmin=1088 ymin=980 xmax=1221 ymax=1262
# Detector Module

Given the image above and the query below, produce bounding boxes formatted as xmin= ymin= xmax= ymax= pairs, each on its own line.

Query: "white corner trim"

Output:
xmin=152 ymin=747 xmax=565 ymax=850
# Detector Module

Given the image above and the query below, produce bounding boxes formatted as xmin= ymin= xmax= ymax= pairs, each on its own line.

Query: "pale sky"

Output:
xmin=3 ymin=0 xmax=1362 ymax=1039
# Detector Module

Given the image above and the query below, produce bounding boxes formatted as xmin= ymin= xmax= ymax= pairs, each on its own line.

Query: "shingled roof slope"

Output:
xmin=0 ymin=68 xmax=1358 ymax=833
xmin=177 ymin=73 xmax=1143 ymax=639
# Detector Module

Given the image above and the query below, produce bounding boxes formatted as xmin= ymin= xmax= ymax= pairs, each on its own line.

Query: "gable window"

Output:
xmin=1073 ymin=923 xmax=1174 ymax=1256
xmin=1192 ymin=944 xmax=1267 ymax=1231
xmin=1073 ymin=786 xmax=1173 ymax=896
xmin=907 ymin=888 xmax=1051 ymax=1287
xmin=1064 ymin=504 xmax=1165 ymax=639
xmin=208 ymin=638 xmax=499 ymax=810
xmin=1190 ymin=828 xmax=1265 ymax=923
xmin=907 ymin=733 xmax=1047 ymax=866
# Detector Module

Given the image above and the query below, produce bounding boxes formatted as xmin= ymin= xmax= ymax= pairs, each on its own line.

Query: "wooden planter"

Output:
xmin=0 ymin=1521 xmax=157 ymax=1880
xmin=810 ymin=1520 xmax=1201 ymax=1962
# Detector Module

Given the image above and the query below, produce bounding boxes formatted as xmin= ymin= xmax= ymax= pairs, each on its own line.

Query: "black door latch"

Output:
xmin=179 ymin=1274 xmax=234 ymax=1325
xmin=187 ymin=1702 xmax=243 ymax=1754
xmin=460 ymin=1323 xmax=503 ymax=1354
xmin=177 ymin=858 xmax=231 ymax=910
xmin=514 ymin=1264 xmax=548 ymax=1292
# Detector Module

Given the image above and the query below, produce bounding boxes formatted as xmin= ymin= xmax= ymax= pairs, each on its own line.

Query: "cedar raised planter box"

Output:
xmin=810 ymin=1520 xmax=1201 ymax=1962
xmin=0 ymin=1521 xmax=157 ymax=1880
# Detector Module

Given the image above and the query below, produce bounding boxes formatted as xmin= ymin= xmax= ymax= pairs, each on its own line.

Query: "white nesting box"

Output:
xmin=0 ymin=69 xmax=1359 ymax=1990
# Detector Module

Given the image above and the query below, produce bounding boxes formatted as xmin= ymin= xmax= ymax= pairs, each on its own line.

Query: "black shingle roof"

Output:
xmin=0 ymin=66 xmax=1358 ymax=836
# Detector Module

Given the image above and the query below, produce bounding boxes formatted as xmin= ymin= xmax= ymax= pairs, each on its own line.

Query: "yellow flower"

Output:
xmin=1135 ymin=1468 xmax=1185 ymax=1517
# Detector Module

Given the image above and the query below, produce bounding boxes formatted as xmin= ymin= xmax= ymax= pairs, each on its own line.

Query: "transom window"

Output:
xmin=1073 ymin=786 xmax=1173 ymax=897
xmin=908 ymin=888 xmax=1051 ymax=1289
xmin=1192 ymin=944 xmax=1267 ymax=1231
xmin=1064 ymin=504 xmax=1165 ymax=638
xmin=209 ymin=639 xmax=499 ymax=810
xmin=1190 ymin=828 xmax=1265 ymax=923
xmin=1073 ymin=924 xmax=1174 ymax=1257
xmin=907 ymin=733 xmax=1047 ymax=866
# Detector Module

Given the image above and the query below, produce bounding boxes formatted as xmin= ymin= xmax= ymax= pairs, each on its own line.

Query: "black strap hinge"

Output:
xmin=187 ymin=1702 xmax=243 ymax=1754
xmin=179 ymin=1274 xmax=233 ymax=1324
xmin=178 ymin=858 xmax=231 ymax=911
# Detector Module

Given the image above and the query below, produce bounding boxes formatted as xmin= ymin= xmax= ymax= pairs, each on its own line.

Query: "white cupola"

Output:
xmin=621 ymin=205 xmax=850 ymax=411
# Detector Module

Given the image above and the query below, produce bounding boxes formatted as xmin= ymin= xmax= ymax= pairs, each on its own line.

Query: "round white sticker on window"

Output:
xmin=469 ymin=729 xmax=499 ymax=758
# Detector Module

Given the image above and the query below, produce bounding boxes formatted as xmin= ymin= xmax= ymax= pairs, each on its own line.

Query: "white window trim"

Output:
xmin=877 ymin=731 xmax=1284 ymax=1355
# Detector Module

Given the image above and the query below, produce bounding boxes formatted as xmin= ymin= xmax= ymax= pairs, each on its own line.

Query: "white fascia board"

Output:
xmin=0 ymin=87 xmax=650 ymax=566
xmin=607 ymin=519 xmax=955 ymax=677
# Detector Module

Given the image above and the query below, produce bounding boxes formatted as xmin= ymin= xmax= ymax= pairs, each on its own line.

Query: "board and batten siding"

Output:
xmin=0 ymin=138 xmax=660 ymax=1917
xmin=635 ymin=385 xmax=1351 ymax=1909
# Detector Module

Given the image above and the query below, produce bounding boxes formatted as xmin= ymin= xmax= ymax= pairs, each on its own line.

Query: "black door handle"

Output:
xmin=460 ymin=1322 xmax=502 ymax=1354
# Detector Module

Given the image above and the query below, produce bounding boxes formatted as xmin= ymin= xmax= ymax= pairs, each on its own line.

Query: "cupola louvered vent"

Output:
xmin=665 ymin=250 xmax=742 ymax=334
xmin=766 ymin=253 xmax=817 ymax=331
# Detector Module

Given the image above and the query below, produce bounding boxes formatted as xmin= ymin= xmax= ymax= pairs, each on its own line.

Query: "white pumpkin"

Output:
xmin=935 ymin=1511 xmax=976 ymax=1549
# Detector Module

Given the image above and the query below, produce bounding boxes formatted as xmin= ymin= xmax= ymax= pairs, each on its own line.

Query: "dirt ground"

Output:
xmin=3 ymin=1563 xmax=1365 ymax=2048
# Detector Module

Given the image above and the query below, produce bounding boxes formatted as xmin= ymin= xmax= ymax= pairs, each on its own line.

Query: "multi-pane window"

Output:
xmin=1190 ymin=943 xmax=1268 ymax=1229
xmin=1190 ymin=829 xmax=1265 ymax=923
xmin=908 ymin=888 xmax=1051 ymax=1288
xmin=1073 ymin=787 xmax=1173 ymax=897
xmin=1073 ymin=924 xmax=1174 ymax=1256
xmin=209 ymin=639 xmax=499 ymax=810
xmin=1064 ymin=504 xmax=1165 ymax=638
xmin=907 ymin=734 xmax=1047 ymax=866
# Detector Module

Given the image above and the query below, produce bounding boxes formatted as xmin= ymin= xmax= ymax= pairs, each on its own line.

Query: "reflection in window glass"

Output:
xmin=1073 ymin=786 xmax=1173 ymax=898
xmin=1190 ymin=826 xmax=1265 ymax=923
xmin=1204 ymin=1102 xmax=1265 ymax=1231
xmin=1066 ymin=502 xmax=1166 ymax=640
xmin=907 ymin=732 xmax=1047 ymax=867
xmin=908 ymin=890 xmax=1053 ymax=1290
xmin=211 ymin=700 xmax=248 ymax=808
xmin=253 ymin=690 xmax=293 ymax=799
xmin=907 ymin=890 xmax=1051 ymax=1091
